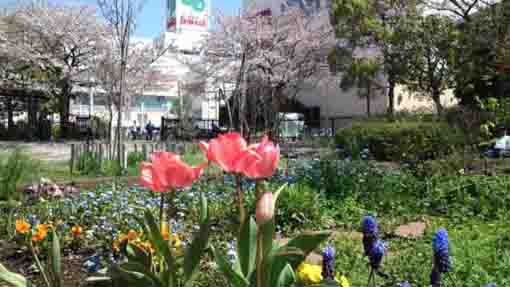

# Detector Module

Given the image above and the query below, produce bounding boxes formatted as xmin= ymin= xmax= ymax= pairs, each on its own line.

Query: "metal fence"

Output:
xmin=160 ymin=116 xmax=356 ymax=142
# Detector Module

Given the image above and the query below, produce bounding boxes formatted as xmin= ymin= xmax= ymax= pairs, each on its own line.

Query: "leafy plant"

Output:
xmin=0 ymin=149 xmax=39 ymax=201
xmin=0 ymin=264 xmax=31 ymax=287
xmin=92 ymin=192 xmax=210 ymax=287
xmin=76 ymin=151 xmax=102 ymax=176
xmin=127 ymin=152 xmax=145 ymax=168
xmin=213 ymin=184 xmax=331 ymax=287
xmin=0 ymin=229 xmax=63 ymax=287
xmin=336 ymin=121 xmax=465 ymax=161
xmin=274 ymin=183 xmax=325 ymax=233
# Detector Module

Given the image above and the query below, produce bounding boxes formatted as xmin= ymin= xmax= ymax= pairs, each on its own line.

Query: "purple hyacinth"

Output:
xmin=322 ymin=246 xmax=336 ymax=280
xmin=398 ymin=282 xmax=411 ymax=287
xmin=369 ymin=239 xmax=385 ymax=269
xmin=362 ymin=216 xmax=379 ymax=257
xmin=432 ymin=229 xmax=451 ymax=273
xmin=362 ymin=216 xmax=378 ymax=235
xmin=431 ymin=229 xmax=451 ymax=287
xmin=483 ymin=284 xmax=496 ymax=287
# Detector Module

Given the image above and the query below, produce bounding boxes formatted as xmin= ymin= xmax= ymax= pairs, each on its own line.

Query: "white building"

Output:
xmin=70 ymin=0 xmax=221 ymax=129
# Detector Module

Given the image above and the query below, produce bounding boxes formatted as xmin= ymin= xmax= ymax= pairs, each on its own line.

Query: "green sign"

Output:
xmin=181 ymin=0 xmax=205 ymax=12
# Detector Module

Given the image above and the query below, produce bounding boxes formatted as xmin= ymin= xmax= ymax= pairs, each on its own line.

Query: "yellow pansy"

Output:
xmin=297 ymin=263 xmax=322 ymax=284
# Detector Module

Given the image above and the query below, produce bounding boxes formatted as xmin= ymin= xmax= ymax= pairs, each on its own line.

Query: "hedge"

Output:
xmin=336 ymin=121 xmax=466 ymax=161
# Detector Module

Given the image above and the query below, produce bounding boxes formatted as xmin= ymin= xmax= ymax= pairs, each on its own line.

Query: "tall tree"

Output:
xmin=193 ymin=1 xmax=335 ymax=138
xmin=10 ymin=2 xmax=107 ymax=138
xmin=420 ymin=0 xmax=508 ymax=105
xmin=330 ymin=0 xmax=417 ymax=116
xmin=404 ymin=15 xmax=457 ymax=115
xmin=340 ymin=57 xmax=384 ymax=117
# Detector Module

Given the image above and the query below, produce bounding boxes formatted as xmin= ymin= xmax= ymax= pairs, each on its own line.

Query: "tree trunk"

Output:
xmin=108 ymin=100 xmax=114 ymax=159
xmin=387 ymin=80 xmax=395 ymax=117
xmin=270 ymin=87 xmax=281 ymax=143
xmin=27 ymin=94 xmax=35 ymax=140
xmin=59 ymin=78 xmax=72 ymax=140
xmin=7 ymin=97 xmax=13 ymax=137
xmin=432 ymin=90 xmax=443 ymax=116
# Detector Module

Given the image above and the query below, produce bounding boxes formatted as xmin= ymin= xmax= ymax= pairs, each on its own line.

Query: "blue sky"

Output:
xmin=59 ymin=0 xmax=242 ymax=38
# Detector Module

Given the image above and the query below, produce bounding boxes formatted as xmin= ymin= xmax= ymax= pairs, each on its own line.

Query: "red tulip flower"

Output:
xmin=199 ymin=132 xmax=248 ymax=173
xmin=235 ymin=135 xmax=280 ymax=179
xmin=140 ymin=152 xmax=205 ymax=192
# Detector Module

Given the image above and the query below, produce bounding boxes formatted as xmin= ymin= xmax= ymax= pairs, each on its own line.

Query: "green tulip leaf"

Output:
xmin=211 ymin=246 xmax=249 ymax=287
xmin=0 ymin=263 xmax=30 ymax=287
xmin=237 ymin=217 xmax=257 ymax=279
xmin=183 ymin=193 xmax=210 ymax=286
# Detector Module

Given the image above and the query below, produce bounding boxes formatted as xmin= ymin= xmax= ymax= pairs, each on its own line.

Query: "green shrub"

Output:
xmin=274 ymin=183 xmax=326 ymax=233
xmin=76 ymin=151 xmax=101 ymax=176
xmin=336 ymin=121 xmax=465 ymax=161
xmin=103 ymin=160 xmax=122 ymax=176
xmin=0 ymin=149 xmax=39 ymax=201
xmin=127 ymin=151 xmax=145 ymax=167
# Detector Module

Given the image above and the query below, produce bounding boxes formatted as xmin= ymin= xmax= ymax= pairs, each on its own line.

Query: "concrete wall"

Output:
xmin=295 ymin=76 xmax=387 ymax=120
xmin=394 ymin=85 xmax=458 ymax=113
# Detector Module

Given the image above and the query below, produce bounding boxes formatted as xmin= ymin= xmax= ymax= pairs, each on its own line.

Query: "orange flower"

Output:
xmin=118 ymin=234 xmax=128 ymax=243
xmin=31 ymin=224 xmax=49 ymax=242
xmin=127 ymin=230 xmax=138 ymax=241
xmin=15 ymin=220 xmax=31 ymax=234
xmin=112 ymin=240 xmax=120 ymax=253
xmin=71 ymin=225 xmax=83 ymax=237
xmin=161 ymin=222 xmax=170 ymax=241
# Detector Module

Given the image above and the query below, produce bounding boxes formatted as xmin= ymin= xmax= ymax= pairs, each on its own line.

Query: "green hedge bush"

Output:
xmin=336 ymin=121 xmax=466 ymax=161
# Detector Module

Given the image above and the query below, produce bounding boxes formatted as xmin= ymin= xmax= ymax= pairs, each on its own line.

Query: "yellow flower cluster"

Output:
xmin=296 ymin=263 xmax=350 ymax=287
xmin=112 ymin=229 xmax=183 ymax=255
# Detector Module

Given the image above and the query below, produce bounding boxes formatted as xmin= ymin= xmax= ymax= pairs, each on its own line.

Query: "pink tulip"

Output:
xmin=235 ymin=135 xmax=280 ymax=179
xmin=199 ymin=132 xmax=248 ymax=173
xmin=140 ymin=152 xmax=205 ymax=192
xmin=256 ymin=192 xmax=275 ymax=224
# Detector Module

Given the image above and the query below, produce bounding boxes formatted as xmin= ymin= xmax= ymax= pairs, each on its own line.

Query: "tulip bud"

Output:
xmin=256 ymin=192 xmax=275 ymax=224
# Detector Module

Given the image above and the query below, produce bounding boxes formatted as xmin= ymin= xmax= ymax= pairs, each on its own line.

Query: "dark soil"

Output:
xmin=0 ymin=241 xmax=97 ymax=287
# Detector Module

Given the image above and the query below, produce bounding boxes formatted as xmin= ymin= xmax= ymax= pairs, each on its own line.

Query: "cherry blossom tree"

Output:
xmin=2 ymin=2 xmax=108 ymax=138
xmin=97 ymin=0 xmax=175 ymax=161
xmin=189 ymin=1 xmax=335 ymax=139
xmin=93 ymin=37 xmax=159 ymax=150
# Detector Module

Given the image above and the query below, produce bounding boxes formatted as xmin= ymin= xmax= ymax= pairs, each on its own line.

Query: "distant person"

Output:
xmin=131 ymin=120 xmax=139 ymax=140
xmin=212 ymin=122 xmax=221 ymax=137
xmin=146 ymin=120 xmax=154 ymax=141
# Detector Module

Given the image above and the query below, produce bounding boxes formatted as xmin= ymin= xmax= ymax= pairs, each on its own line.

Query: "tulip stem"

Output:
xmin=159 ymin=193 xmax=165 ymax=228
xmin=235 ymin=175 xmax=246 ymax=226
xmin=256 ymin=231 xmax=263 ymax=287
xmin=30 ymin=241 xmax=51 ymax=287
xmin=367 ymin=268 xmax=374 ymax=287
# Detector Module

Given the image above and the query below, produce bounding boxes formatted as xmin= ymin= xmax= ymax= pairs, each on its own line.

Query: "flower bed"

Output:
xmin=0 ymin=133 xmax=507 ymax=287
